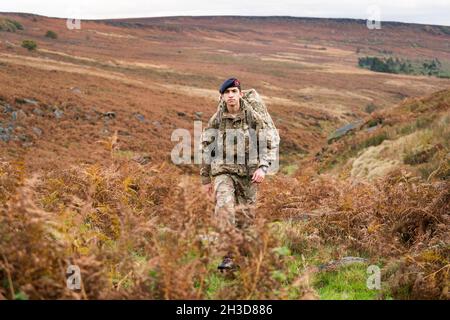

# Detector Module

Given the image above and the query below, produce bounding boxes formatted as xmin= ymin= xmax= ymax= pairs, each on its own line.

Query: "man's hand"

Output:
xmin=251 ymin=168 xmax=266 ymax=184
xmin=202 ymin=183 xmax=214 ymax=200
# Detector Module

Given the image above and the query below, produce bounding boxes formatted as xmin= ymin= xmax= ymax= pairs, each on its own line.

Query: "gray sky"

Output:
xmin=1 ymin=0 xmax=449 ymax=26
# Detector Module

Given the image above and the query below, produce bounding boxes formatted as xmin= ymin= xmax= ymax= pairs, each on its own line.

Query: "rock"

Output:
xmin=133 ymin=112 xmax=146 ymax=122
xmin=17 ymin=134 xmax=31 ymax=142
xmin=15 ymin=98 xmax=39 ymax=106
xmin=132 ymin=154 xmax=151 ymax=165
xmin=152 ymin=121 xmax=162 ymax=129
xmin=33 ymin=108 xmax=44 ymax=116
xmin=71 ymin=87 xmax=82 ymax=94
xmin=0 ymin=125 xmax=13 ymax=142
xmin=194 ymin=111 xmax=203 ymax=120
xmin=1 ymin=104 xmax=13 ymax=113
xmin=103 ymin=112 xmax=116 ymax=119
xmin=365 ymin=126 xmax=379 ymax=133
xmin=32 ymin=127 xmax=43 ymax=136
xmin=118 ymin=130 xmax=130 ymax=136
xmin=319 ymin=257 xmax=368 ymax=271
xmin=87 ymin=109 xmax=101 ymax=122
xmin=177 ymin=111 xmax=186 ymax=117
xmin=11 ymin=110 xmax=27 ymax=121
xmin=54 ymin=109 xmax=64 ymax=119
xmin=327 ymin=120 xmax=364 ymax=144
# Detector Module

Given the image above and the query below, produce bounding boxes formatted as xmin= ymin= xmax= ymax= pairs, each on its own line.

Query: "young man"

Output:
xmin=200 ymin=77 xmax=278 ymax=270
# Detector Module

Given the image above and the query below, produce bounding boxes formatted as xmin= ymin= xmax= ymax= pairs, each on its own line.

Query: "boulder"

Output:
xmin=54 ymin=109 xmax=64 ymax=119
xmin=133 ymin=112 xmax=146 ymax=122
xmin=103 ymin=112 xmax=116 ymax=119
xmin=15 ymin=98 xmax=38 ymax=106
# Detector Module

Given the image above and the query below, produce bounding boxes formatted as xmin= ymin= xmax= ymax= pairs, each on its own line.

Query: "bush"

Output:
xmin=358 ymin=56 xmax=414 ymax=74
xmin=45 ymin=30 xmax=57 ymax=39
xmin=0 ymin=18 xmax=23 ymax=32
xmin=21 ymin=40 xmax=37 ymax=51
xmin=9 ymin=19 xmax=23 ymax=30
xmin=359 ymin=132 xmax=388 ymax=149
xmin=358 ymin=56 xmax=447 ymax=77
xmin=398 ymin=117 xmax=435 ymax=135
xmin=421 ymin=59 xmax=441 ymax=76
xmin=403 ymin=145 xmax=437 ymax=165
xmin=365 ymin=103 xmax=378 ymax=114
xmin=366 ymin=118 xmax=383 ymax=128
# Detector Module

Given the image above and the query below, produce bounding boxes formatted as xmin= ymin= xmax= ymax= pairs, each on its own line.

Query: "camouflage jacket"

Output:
xmin=199 ymin=98 xmax=278 ymax=185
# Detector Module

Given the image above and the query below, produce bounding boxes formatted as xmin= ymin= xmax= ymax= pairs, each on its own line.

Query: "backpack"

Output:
xmin=216 ymin=89 xmax=279 ymax=137
xmin=212 ymin=89 xmax=280 ymax=174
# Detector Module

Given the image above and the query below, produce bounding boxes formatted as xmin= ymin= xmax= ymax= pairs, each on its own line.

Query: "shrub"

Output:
xmin=9 ymin=19 xmax=23 ymax=30
xmin=365 ymin=103 xmax=378 ymax=114
xmin=45 ymin=30 xmax=57 ymax=39
xmin=358 ymin=56 xmax=447 ymax=77
xmin=359 ymin=132 xmax=388 ymax=149
xmin=21 ymin=40 xmax=37 ymax=51
xmin=403 ymin=145 xmax=437 ymax=165
xmin=0 ymin=18 xmax=23 ymax=32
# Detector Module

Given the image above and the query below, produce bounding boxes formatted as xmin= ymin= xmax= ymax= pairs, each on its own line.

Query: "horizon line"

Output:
xmin=1 ymin=11 xmax=449 ymax=27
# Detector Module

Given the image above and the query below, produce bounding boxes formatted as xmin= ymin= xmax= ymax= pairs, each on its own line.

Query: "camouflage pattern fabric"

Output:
xmin=199 ymin=96 xmax=278 ymax=185
xmin=213 ymin=173 xmax=257 ymax=230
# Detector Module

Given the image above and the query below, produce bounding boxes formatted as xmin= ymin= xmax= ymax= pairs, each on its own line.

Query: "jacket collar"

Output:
xmin=222 ymin=99 xmax=249 ymax=119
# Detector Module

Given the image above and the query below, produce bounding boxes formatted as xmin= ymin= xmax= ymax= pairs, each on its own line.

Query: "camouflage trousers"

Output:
xmin=213 ymin=174 xmax=257 ymax=231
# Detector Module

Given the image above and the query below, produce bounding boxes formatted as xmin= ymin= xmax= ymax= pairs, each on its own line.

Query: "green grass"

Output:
xmin=273 ymin=221 xmax=385 ymax=299
xmin=14 ymin=291 xmax=29 ymax=300
xmin=397 ymin=116 xmax=435 ymax=136
xmin=437 ymin=71 xmax=450 ymax=79
xmin=204 ymin=259 xmax=237 ymax=299
xmin=183 ymin=220 xmax=398 ymax=300
xmin=113 ymin=149 xmax=136 ymax=160
xmin=281 ymin=164 xmax=298 ymax=176
xmin=205 ymin=271 xmax=229 ymax=299
xmin=399 ymin=114 xmax=449 ymax=180
xmin=313 ymin=264 xmax=381 ymax=300
xmin=358 ymin=132 xmax=388 ymax=149
xmin=320 ymin=131 xmax=389 ymax=173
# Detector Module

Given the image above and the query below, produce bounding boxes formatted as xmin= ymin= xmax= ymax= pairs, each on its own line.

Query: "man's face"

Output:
xmin=222 ymin=87 xmax=243 ymax=111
